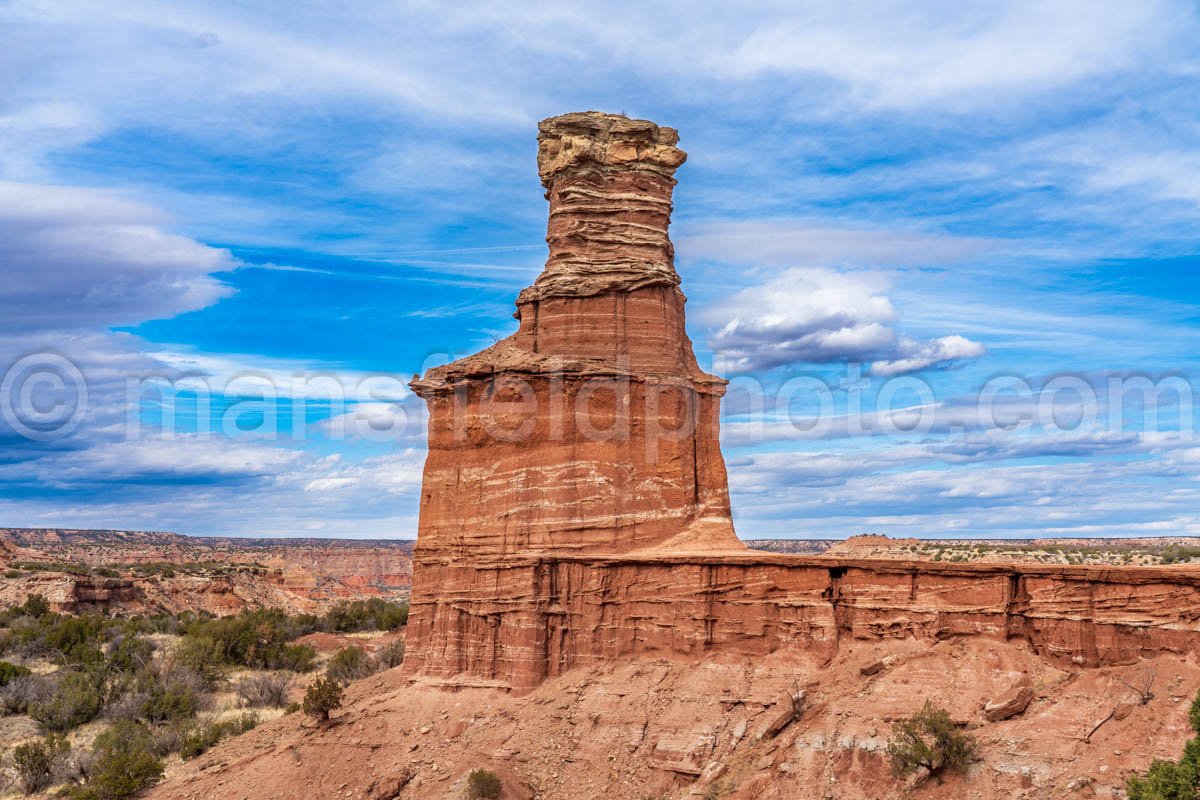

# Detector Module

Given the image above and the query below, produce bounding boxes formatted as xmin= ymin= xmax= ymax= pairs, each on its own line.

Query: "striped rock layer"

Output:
xmin=409 ymin=111 xmax=740 ymax=562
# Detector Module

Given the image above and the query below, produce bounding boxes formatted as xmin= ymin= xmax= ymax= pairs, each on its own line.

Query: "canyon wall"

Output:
xmin=406 ymin=554 xmax=1200 ymax=691
xmin=0 ymin=529 xmax=414 ymax=615
xmin=405 ymin=112 xmax=1200 ymax=694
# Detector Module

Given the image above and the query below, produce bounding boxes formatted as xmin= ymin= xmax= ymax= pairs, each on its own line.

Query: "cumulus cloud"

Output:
xmin=871 ymin=335 xmax=986 ymax=376
xmin=706 ymin=267 xmax=985 ymax=374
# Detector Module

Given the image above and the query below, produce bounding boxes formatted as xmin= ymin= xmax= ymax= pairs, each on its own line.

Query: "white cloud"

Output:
xmin=729 ymin=446 xmax=1200 ymax=539
xmin=0 ymin=182 xmax=236 ymax=332
xmin=871 ymin=335 xmax=987 ymax=377
xmin=721 ymin=1 xmax=1181 ymax=109
xmin=705 ymin=267 xmax=985 ymax=374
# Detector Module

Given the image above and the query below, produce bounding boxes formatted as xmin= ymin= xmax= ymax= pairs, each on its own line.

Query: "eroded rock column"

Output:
xmin=410 ymin=112 xmax=740 ymax=562
xmin=405 ymin=112 xmax=743 ymax=689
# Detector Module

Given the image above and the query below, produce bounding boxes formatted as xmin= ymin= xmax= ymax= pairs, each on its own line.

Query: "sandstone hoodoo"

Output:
xmin=409 ymin=112 xmax=741 ymax=562
xmin=404 ymin=113 xmax=1200 ymax=695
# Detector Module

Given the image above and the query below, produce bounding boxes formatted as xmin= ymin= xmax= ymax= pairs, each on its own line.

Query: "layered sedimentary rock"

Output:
xmin=405 ymin=112 xmax=1200 ymax=694
xmin=408 ymin=552 xmax=1200 ymax=691
xmin=410 ymin=112 xmax=740 ymax=562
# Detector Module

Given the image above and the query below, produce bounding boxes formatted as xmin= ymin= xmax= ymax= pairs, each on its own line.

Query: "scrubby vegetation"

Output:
xmin=179 ymin=714 xmax=259 ymax=760
xmin=905 ymin=540 xmax=1200 ymax=566
xmin=887 ymin=701 xmax=978 ymax=783
xmin=236 ymin=673 xmax=290 ymax=708
xmin=76 ymin=720 xmax=164 ymax=800
xmin=326 ymin=646 xmax=373 ymax=684
xmin=466 ymin=768 xmax=503 ymax=799
xmin=0 ymin=594 xmax=408 ymax=796
xmin=12 ymin=734 xmax=69 ymax=793
xmin=302 ymin=675 xmax=343 ymax=723
xmin=1126 ymin=690 xmax=1200 ymax=799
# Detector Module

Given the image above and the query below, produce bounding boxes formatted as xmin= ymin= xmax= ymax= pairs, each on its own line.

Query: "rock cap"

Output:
xmin=537 ymin=111 xmax=686 ymax=185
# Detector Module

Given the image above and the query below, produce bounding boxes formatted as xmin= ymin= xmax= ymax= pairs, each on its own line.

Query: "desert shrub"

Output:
xmin=302 ymin=675 xmax=342 ymax=723
xmin=178 ymin=611 xmax=318 ymax=672
xmin=1127 ymin=743 xmax=1200 ymax=800
xmin=16 ymin=595 xmax=49 ymax=619
xmin=372 ymin=638 xmax=406 ymax=670
xmin=236 ymin=673 xmax=290 ymax=708
xmin=101 ymin=687 xmax=148 ymax=723
xmin=39 ymin=616 xmax=106 ymax=667
xmin=887 ymin=701 xmax=977 ymax=783
xmin=148 ymin=611 xmax=200 ymax=636
xmin=1189 ymin=690 xmax=1200 ymax=734
xmin=275 ymin=643 xmax=317 ymax=673
xmin=12 ymin=733 xmax=69 ymax=794
xmin=73 ymin=720 xmax=163 ymax=800
xmin=30 ymin=671 xmax=102 ymax=732
xmin=172 ymin=635 xmax=226 ymax=685
xmin=139 ymin=676 xmax=200 ymax=724
xmin=178 ymin=714 xmax=258 ymax=760
xmin=0 ymin=660 xmax=32 ymax=687
xmin=1128 ymin=690 xmax=1200 ymax=799
xmin=106 ymin=635 xmax=154 ymax=675
xmin=466 ymin=768 xmax=503 ymax=799
xmin=321 ymin=599 xmax=409 ymax=633
xmin=326 ymin=647 xmax=373 ymax=684
xmin=0 ymin=674 xmax=52 ymax=715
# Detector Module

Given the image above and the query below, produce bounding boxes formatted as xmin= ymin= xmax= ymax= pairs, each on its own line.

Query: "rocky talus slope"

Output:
xmin=148 ymin=644 xmax=1200 ymax=800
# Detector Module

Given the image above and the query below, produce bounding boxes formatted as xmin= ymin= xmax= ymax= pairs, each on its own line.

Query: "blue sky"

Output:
xmin=2 ymin=0 xmax=1199 ymax=538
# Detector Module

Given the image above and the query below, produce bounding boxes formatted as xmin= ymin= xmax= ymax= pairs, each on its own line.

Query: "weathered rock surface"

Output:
xmin=408 ymin=552 xmax=1200 ymax=692
xmin=409 ymin=111 xmax=739 ymax=565
xmin=984 ymin=680 xmax=1035 ymax=722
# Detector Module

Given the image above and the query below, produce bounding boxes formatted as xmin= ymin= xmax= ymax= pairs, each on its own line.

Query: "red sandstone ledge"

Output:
xmin=469 ymin=551 xmax=1200 ymax=585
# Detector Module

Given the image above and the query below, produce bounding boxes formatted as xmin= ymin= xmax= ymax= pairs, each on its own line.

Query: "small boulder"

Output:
xmin=860 ymin=656 xmax=898 ymax=676
xmin=984 ymin=683 xmax=1034 ymax=722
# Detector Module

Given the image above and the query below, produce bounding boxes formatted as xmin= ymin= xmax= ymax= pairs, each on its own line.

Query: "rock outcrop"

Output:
xmin=409 ymin=112 xmax=740 ymax=563
xmin=984 ymin=679 xmax=1035 ymax=722
xmin=404 ymin=112 xmax=1200 ymax=694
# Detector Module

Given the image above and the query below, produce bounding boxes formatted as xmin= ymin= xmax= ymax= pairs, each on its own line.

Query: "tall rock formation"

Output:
xmin=404 ymin=113 xmax=1200 ymax=694
xmin=410 ymin=112 xmax=741 ymax=560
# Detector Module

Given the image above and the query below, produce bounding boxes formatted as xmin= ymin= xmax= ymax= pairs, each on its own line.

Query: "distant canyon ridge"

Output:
xmin=0 ymin=528 xmax=414 ymax=616
xmin=2 ymin=528 xmax=1197 ymax=618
